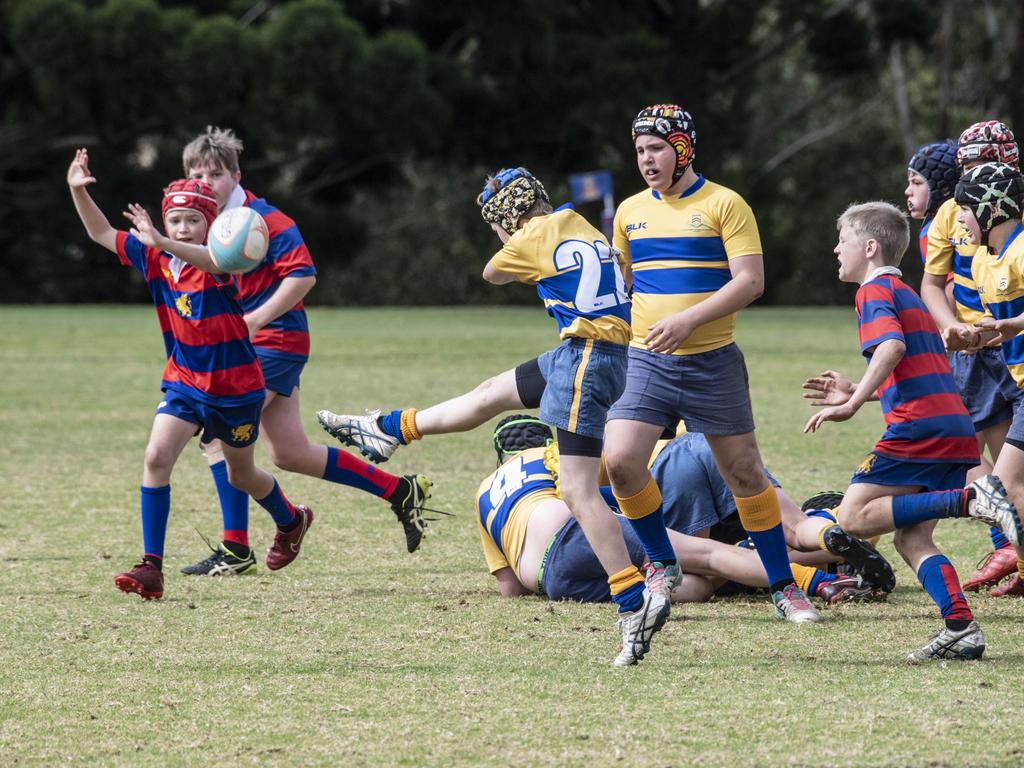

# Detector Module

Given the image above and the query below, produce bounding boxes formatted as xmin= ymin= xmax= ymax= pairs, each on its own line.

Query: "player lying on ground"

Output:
xmin=322 ymin=167 xmax=670 ymax=667
xmin=67 ymin=149 xmax=312 ymax=600
xmin=793 ymin=201 xmax=1022 ymax=662
xmin=478 ymin=415 xmax=891 ymax=605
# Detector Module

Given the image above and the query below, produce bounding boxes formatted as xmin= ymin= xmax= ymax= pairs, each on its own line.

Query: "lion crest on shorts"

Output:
xmin=232 ymin=423 xmax=254 ymax=443
xmin=854 ymin=452 xmax=877 ymax=476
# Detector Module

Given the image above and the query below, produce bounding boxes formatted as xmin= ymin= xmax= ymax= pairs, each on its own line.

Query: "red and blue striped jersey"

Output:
xmin=234 ymin=189 xmax=316 ymax=362
xmin=855 ymin=275 xmax=978 ymax=464
xmin=117 ymin=231 xmax=265 ymax=407
xmin=917 ymin=217 xmax=932 ymax=264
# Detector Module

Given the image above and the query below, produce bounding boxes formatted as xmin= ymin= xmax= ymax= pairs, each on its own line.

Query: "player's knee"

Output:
xmin=266 ymin=444 xmax=300 ymax=473
xmin=224 ymin=463 xmax=256 ymax=492
xmin=835 ymin=507 xmax=867 ymax=538
xmin=603 ymin=448 xmax=641 ymax=490
xmin=143 ymin=444 xmax=176 ymax=476
xmin=717 ymin=453 xmax=765 ymax=497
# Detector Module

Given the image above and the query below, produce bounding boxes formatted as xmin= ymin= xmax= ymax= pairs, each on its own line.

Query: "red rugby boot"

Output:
xmin=990 ymin=574 xmax=1024 ymax=597
xmin=963 ymin=544 xmax=1018 ymax=592
xmin=266 ymin=505 xmax=314 ymax=571
xmin=114 ymin=561 xmax=164 ymax=600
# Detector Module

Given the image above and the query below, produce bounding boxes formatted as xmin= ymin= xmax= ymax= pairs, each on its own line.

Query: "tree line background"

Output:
xmin=1 ymin=0 xmax=1022 ymax=306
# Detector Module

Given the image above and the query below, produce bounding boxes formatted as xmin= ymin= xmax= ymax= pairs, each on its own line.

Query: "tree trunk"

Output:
xmin=890 ymin=41 xmax=915 ymax=158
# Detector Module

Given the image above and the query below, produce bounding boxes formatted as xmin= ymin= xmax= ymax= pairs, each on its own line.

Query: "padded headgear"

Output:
xmin=631 ymin=104 xmax=696 ymax=184
xmin=908 ymin=141 xmax=959 ymax=218
xmin=161 ymin=179 xmax=218 ymax=229
xmin=956 ymin=121 xmax=1019 ymax=170
xmin=479 ymin=168 xmax=550 ymax=235
xmin=954 ymin=162 xmax=1024 ymax=246
xmin=492 ymin=414 xmax=553 ymax=466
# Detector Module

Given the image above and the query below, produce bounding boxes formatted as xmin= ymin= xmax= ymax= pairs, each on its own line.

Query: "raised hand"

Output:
xmin=802 ymin=369 xmax=854 ymax=407
xmin=804 ymin=402 xmax=856 ymax=433
xmin=123 ymin=203 xmax=162 ymax=248
xmin=67 ymin=148 xmax=97 ymax=188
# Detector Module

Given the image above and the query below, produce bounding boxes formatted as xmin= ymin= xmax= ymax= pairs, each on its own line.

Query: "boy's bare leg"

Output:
xmin=414 ymin=368 xmax=525 ymax=435
xmin=558 ymin=454 xmax=633 ymax=576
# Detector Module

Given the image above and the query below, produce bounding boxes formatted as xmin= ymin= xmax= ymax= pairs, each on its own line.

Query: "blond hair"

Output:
xmin=182 ymin=126 xmax=244 ymax=175
xmin=837 ymin=201 xmax=910 ymax=266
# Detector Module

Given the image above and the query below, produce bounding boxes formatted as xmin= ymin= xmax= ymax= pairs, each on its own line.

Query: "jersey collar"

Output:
xmin=998 ymin=222 xmax=1024 ymax=260
xmin=223 ymin=183 xmax=247 ymax=212
xmin=862 ymin=266 xmax=903 ymax=285
xmin=553 ymin=202 xmax=575 ymax=212
xmin=651 ymin=174 xmax=705 ymax=201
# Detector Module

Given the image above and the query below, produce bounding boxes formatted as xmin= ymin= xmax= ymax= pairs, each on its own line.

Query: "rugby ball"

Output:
xmin=208 ymin=207 xmax=269 ymax=274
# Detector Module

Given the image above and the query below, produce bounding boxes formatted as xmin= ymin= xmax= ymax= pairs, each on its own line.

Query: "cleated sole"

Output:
xmin=113 ymin=575 xmax=163 ymax=600
xmin=825 ymin=529 xmax=896 ymax=593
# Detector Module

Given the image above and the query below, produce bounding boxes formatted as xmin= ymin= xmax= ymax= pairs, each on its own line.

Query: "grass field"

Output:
xmin=2 ymin=305 xmax=1024 ymax=767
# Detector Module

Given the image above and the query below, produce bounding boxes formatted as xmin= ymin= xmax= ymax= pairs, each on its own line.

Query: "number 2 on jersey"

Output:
xmin=552 ymin=239 xmax=628 ymax=313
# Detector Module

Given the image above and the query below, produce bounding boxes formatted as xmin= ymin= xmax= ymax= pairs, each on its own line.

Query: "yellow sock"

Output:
xmin=1017 ymin=558 xmax=1024 ymax=579
xmin=608 ymin=565 xmax=644 ymax=595
xmin=790 ymin=563 xmax=816 ymax=594
xmin=614 ymin=476 xmax=662 ymax=520
xmin=400 ymin=408 xmax=421 ymax=443
xmin=816 ymin=522 xmax=836 ymax=552
xmin=733 ymin=485 xmax=782 ymax=532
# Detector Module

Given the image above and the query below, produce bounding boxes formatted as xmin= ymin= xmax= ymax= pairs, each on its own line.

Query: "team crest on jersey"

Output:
xmin=175 ymin=294 xmax=193 ymax=318
xmin=854 ymin=452 xmax=877 ymax=476
xmin=232 ymin=423 xmax=255 ymax=443
xmin=999 ymin=277 xmax=1009 ymax=291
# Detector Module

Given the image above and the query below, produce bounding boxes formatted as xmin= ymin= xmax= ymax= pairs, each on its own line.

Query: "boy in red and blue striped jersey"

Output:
xmin=170 ymin=128 xmax=432 ymax=572
xmin=795 ymin=201 xmax=1023 ymax=661
xmin=66 ymin=149 xmax=313 ymax=600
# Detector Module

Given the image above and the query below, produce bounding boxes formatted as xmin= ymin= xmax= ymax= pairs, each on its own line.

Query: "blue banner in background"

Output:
xmin=568 ymin=170 xmax=613 ymax=203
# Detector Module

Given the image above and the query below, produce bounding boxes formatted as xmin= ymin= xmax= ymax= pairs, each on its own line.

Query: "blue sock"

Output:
xmin=611 ymin=581 xmax=645 ymax=613
xmin=626 ymin=509 xmax=676 ymax=566
xmin=322 ymin=447 xmax=391 ymax=497
xmin=209 ymin=460 xmax=249 ymax=545
xmin=254 ymin=480 xmax=296 ymax=528
xmin=808 ymin=570 xmax=834 ymax=597
xmin=916 ymin=554 xmax=973 ymax=621
xmin=599 ymin=486 xmax=619 ymax=512
xmin=747 ymin=523 xmax=793 ymax=591
xmin=140 ymin=484 xmax=171 ymax=559
xmin=891 ymin=490 xmax=965 ymax=529
xmin=378 ymin=409 xmax=407 ymax=444
xmin=805 ymin=508 xmax=837 ymax=523
xmin=991 ymin=527 xmax=1010 ymax=549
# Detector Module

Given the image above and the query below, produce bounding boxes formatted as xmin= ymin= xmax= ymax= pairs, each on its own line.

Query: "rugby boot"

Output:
xmin=612 ymin=588 xmax=670 ymax=667
xmin=266 ymin=505 xmax=314 ymax=571
xmin=821 ymin=525 xmax=896 ymax=593
xmin=962 ymin=544 xmax=1018 ymax=592
xmin=180 ymin=542 xmax=257 ymax=576
xmin=643 ymin=559 xmax=683 ymax=602
xmin=990 ymin=574 xmax=1024 ymax=597
xmin=391 ymin=475 xmax=433 ymax=553
xmin=907 ymin=621 xmax=985 ymax=662
xmin=114 ymin=561 xmax=164 ymax=600
xmin=772 ymin=583 xmax=822 ymax=622
xmin=816 ymin=574 xmax=882 ymax=604
xmin=316 ymin=409 xmax=400 ymax=463
xmin=966 ymin=475 xmax=1023 ymax=546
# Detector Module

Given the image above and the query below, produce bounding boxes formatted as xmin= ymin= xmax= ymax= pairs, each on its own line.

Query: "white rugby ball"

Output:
xmin=208 ymin=207 xmax=269 ymax=274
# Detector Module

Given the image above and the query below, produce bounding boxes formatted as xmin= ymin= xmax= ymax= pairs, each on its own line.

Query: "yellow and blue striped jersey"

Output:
xmin=973 ymin=223 xmax=1024 ymax=386
xmin=613 ymin=175 xmax=761 ymax=355
xmin=490 ymin=208 xmax=631 ymax=344
xmin=475 ymin=447 xmax=559 ymax=575
xmin=924 ymin=197 xmax=985 ymax=325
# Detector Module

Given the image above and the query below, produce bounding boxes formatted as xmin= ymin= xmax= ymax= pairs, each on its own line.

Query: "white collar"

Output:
xmin=862 ymin=266 xmax=902 ymax=285
xmin=223 ymin=183 xmax=247 ymax=211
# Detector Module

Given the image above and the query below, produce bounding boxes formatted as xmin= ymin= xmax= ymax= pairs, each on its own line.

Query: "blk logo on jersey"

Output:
xmin=232 ymin=423 xmax=255 ymax=443
xmin=175 ymin=294 xmax=193 ymax=318
xmin=625 ymin=222 xmax=647 ymax=234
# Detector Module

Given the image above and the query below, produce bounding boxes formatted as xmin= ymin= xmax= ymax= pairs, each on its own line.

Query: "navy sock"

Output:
xmin=747 ymin=523 xmax=793 ymax=591
xmin=140 ymin=484 xmax=171 ymax=561
xmin=626 ymin=509 xmax=676 ymax=566
xmin=254 ymin=480 xmax=297 ymax=528
xmin=916 ymin=554 xmax=973 ymax=621
xmin=891 ymin=490 xmax=965 ymax=529
xmin=610 ymin=581 xmax=645 ymax=614
xmin=377 ymin=410 xmax=407 ymax=444
xmin=991 ymin=527 xmax=1010 ymax=549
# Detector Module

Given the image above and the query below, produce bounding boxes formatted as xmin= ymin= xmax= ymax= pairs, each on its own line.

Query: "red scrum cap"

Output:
xmin=161 ymin=179 xmax=218 ymax=228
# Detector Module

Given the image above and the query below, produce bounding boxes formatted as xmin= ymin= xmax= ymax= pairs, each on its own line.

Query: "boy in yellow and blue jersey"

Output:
xmin=955 ymin=162 xmax=1024 ymax=597
xmin=921 ymin=123 xmax=1024 ymax=591
xmin=602 ymin=104 xmax=820 ymax=624
xmin=318 ymin=169 xmax=669 ymax=666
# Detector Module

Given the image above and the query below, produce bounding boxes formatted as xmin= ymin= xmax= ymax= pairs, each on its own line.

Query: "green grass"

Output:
xmin=2 ymin=305 xmax=1023 ymax=767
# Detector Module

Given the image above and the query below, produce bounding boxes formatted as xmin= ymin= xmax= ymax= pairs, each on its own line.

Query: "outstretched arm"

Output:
xmin=67 ymin=149 xmax=117 ymax=253
xmin=122 ymin=204 xmax=223 ymax=274
xmin=493 ymin=567 xmax=532 ymax=597
xmin=804 ymin=338 xmax=905 ymax=433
